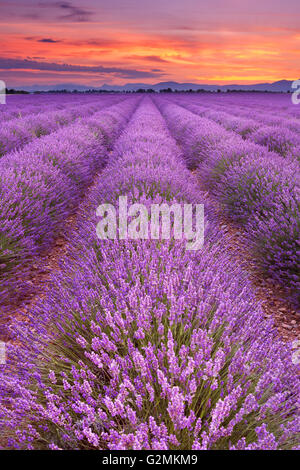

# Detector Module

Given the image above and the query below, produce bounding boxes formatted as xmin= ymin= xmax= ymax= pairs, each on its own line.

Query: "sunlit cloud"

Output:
xmin=1 ymin=0 xmax=300 ymax=86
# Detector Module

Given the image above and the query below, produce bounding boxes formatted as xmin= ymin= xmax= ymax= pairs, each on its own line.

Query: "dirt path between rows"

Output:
xmin=194 ymin=173 xmax=300 ymax=343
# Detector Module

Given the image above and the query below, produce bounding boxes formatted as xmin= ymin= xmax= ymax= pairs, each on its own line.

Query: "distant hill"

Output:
xmin=99 ymin=80 xmax=298 ymax=92
xmin=16 ymin=80 xmax=298 ymax=93
xmin=18 ymin=83 xmax=94 ymax=93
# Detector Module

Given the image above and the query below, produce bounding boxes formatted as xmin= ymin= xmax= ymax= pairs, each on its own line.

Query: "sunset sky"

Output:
xmin=1 ymin=0 xmax=300 ymax=87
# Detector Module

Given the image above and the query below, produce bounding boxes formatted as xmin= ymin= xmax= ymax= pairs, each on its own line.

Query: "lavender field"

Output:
xmin=0 ymin=93 xmax=299 ymax=450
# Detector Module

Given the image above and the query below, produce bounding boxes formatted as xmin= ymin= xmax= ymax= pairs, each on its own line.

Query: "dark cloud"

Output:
xmin=0 ymin=1 xmax=93 ymax=23
xmin=55 ymin=1 xmax=92 ymax=22
xmin=38 ymin=38 xmax=61 ymax=43
xmin=0 ymin=57 xmax=162 ymax=79
xmin=128 ymin=55 xmax=169 ymax=63
xmin=24 ymin=36 xmax=61 ymax=43
xmin=27 ymin=56 xmax=46 ymax=60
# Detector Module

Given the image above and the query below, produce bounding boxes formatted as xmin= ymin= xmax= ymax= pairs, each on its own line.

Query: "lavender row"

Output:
xmin=166 ymin=96 xmax=300 ymax=160
xmin=0 ymin=94 xmax=99 ymax=123
xmin=0 ymin=96 xmax=140 ymax=310
xmin=0 ymin=97 xmax=298 ymax=450
xmin=207 ymin=101 xmax=300 ymax=132
xmin=0 ymin=95 xmax=124 ymax=157
xmin=180 ymin=93 xmax=300 ymax=119
xmin=154 ymin=97 xmax=300 ymax=303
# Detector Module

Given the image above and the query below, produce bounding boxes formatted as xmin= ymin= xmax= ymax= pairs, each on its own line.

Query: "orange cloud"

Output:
xmin=1 ymin=5 xmax=300 ymax=86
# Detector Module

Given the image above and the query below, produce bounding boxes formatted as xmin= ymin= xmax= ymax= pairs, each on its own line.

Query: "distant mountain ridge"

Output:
xmin=17 ymin=80 xmax=298 ymax=93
